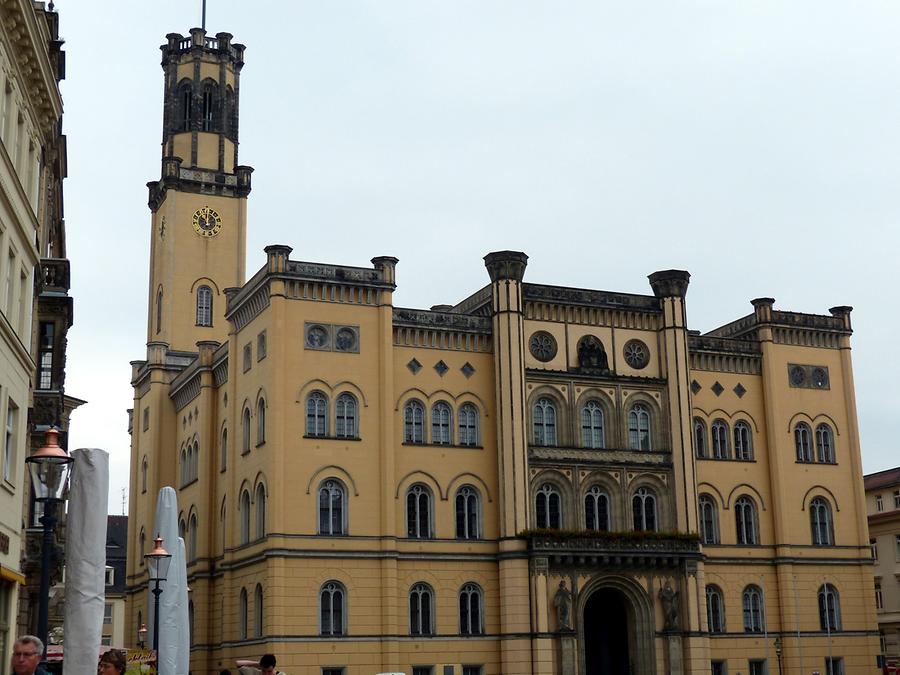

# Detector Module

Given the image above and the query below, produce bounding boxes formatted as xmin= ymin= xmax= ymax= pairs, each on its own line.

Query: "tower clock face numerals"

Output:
xmin=192 ymin=206 xmax=222 ymax=237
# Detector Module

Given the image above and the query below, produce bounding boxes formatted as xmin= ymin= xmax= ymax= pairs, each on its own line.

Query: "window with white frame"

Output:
xmin=795 ymin=422 xmax=813 ymax=462
xmin=320 ymin=581 xmax=345 ymax=635
xmin=810 ymin=497 xmax=834 ymax=546
xmin=632 ymin=487 xmax=656 ymax=531
xmin=455 ymin=486 xmax=479 ymax=539
xmin=818 ymin=583 xmax=841 ymax=631
xmin=458 ymin=403 xmax=479 ymax=446
xmin=306 ymin=392 xmax=328 ymax=437
xmin=742 ymin=585 xmax=764 ymax=633
xmin=628 ymin=403 xmax=652 ymax=450
xmin=535 ymin=483 xmax=561 ymax=529
xmin=816 ymin=423 xmax=835 ymax=463
xmin=196 ymin=285 xmax=212 ymax=326
xmin=318 ymin=480 xmax=345 ymax=536
xmin=734 ymin=421 xmax=753 ymax=460
xmin=533 ymin=398 xmax=557 ymax=446
xmin=706 ymin=585 xmax=725 ymax=633
xmin=404 ymin=400 xmax=425 ymax=443
xmin=699 ymin=495 xmax=719 ymax=545
xmin=581 ymin=400 xmax=605 ymax=449
xmin=459 ymin=583 xmax=483 ymax=635
xmin=734 ymin=496 xmax=759 ymax=545
xmin=406 ymin=484 xmax=432 ymax=538
xmin=335 ymin=393 xmax=358 ymax=439
xmin=585 ymin=486 xmax=609 ymax=532
xmin=4 ymin=401 xmax=16 ymax=483
xmin=711 ymin=419 xmax=729 ymax=459
xmin=876 ymin=581 xmax=884 ymax=610
xmin=409 ymin=583 xmax=434 ymax=635
xmin=694 ymin=418 xmax=708 ymax=459
xmin=431 ymin=402 xmax=452 ymax=445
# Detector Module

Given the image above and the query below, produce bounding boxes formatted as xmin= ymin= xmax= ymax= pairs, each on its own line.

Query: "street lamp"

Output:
xmin=144 ymin=536 xmax=172 ymax=654
xmin=773 ymin=636 xmax=783 ymax=675
xmin=138 ymin=623 xmax=148 ymax=648
xmin=25 ymin=428 xmax=73 ymax=668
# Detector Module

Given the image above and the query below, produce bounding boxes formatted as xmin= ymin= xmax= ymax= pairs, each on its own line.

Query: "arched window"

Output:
xmin=188 ymin=600 xmax=194 ymax=646
xmin=459 ymin=583 xmax=483 ymax=635
xmin=404 ymin=400 xmax=424 ymax=443
xmin=818 ymin=583 xmax=841 ymax=631
xmin=711 ymin=420 xmax=729 ymax=459
xmin=156 ymin=288 xmax=163 ymax=334
xmin=795 ymin=422 xmax=813 ymax=462
xmin=699 ymin=495 xmax=719 ymax=545
xmin=431 ymin=402 xmax=452 ymax=445
xmin=177 ymin=81 xmax=193 ymax=131
xmin=141 ymin=456 xmax=148 ymax=493
xmin=694 ymin=418 xmax=708 ymax=458
xmin=196 ymin=285 xmax=212 ymax=326
xmin=254 ymin=584 xmax=264 ymax=637
xmin=318 ymin=479 xmax=345 ymax=536
xmin=192 ymin=440 xmax=199 ymax=481
xmin=734 ymin=496 xmax=759 ymax=545
xmin=632 ymin=487 xmax=657 ymax=531
xmin=255 ymin=483 xmax=266 ymax=540
xmin=535 ymin=483 xmax=561 ymax=529
xmin=706 ymin=585 xmax=725 ymax=634
xmin=406 ymin=484 xmax=432 ymax=538
xmin=201 ymin=80 xmax=218 ymax=132
xmin=179 ymin=448 xmax=187 ymax=486
xmin=816 ymin=424 xmax=835 ymax=463
xmin=239 ymin=490 xmax=251 ymax=545
xmin=242 ymin=407 xmax=251 ymax=454
xmin=409 ymin=583 xmax=434 ymax=635
xmin=335 ymin=393 xmax=358 ymax=439
xmin=742 ymin=585 xmax=764 ymax=633
xmin=458 ymin=403 xmax=479 ymax=446
xmin=734 ymin=421 xmax=753 ymax=461
xmin=188 ymin=513 xmax=198 ymax=562
xmin=220 ymin=428 xmax=227 ymax=472
xmin=533 ymin=398 xmax=557 ymax=446
xmin=584 ymin=485 xmax=609 ymax=532
xmin=306 ymin=392 xmax=328 ymax=437
xmin=220 ymin=499 xmax=226 ymax=553
xmin=139 ymin=528 xmax=146 ymax=566
xmin=810 ymin=497 xmax=834 ymax=546
xmin=455 ymin=486 xmax=479 ymax=539
xmin=581 ymin=400 xmax=605 ymax=449
xmin=628 ymin=404 xmax=651 ymax=450
xmin=239 ymin=588 xmax=248 ymax=639
xmin=320 ymin=581 xmax=345 ymax=636
xmin=256 ymin=398 xmax=266 ymax=445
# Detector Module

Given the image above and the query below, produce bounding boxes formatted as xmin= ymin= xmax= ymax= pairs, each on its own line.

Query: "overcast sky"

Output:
xmin=58 ymin=1 xmax=900 ymax=514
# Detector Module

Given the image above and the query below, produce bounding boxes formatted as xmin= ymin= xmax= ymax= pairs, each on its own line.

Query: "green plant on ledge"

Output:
xmin=518 ymin=528 xmax=700 ymax=542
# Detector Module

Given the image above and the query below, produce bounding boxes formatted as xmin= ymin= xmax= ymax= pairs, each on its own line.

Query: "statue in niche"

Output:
xmin=577 ymin=336 xmax=609 ymax=372
xmin=553 ymin=580 xmax=573 ymax=630
xmin=659 ymin=583 xmax=679 ymax=631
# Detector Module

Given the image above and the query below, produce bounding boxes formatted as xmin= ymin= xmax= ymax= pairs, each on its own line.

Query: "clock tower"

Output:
xmin=145 ymin=27 xmax=252 ymax=350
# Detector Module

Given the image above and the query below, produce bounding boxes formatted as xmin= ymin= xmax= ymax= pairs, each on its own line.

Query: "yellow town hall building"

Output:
xmin=125 ymin=28 xmax=880 ymax=675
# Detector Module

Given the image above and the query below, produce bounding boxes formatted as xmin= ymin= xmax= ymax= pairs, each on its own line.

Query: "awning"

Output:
xmin=0 ymin=565 xmax=26 ymax=585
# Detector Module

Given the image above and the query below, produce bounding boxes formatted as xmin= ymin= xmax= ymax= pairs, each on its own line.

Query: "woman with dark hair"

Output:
xmin=98 ymin=650 xmax=126 ymax=675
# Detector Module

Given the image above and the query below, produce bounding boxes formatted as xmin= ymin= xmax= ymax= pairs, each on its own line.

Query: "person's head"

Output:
xmin=99 ymin=650 xmax=126 ymax=675
xmin=11 ymin=636 xmax=43 ymax=675
xmin=259 ymin=654 xmax=277 ymax=675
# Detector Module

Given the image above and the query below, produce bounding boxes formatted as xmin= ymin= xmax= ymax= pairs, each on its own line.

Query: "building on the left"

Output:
xmin=0 ymin=0 xmax=81 ymax=662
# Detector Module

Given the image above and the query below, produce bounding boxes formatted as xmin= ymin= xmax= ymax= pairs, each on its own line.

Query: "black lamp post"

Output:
xmin=774 ymin=636 xmax=783 ymax=675
xmin=138 ymin=622 xmax=148 ymax=648
xmin=25 ymin=428 xmax=72 ymax=669
xmin=144 ymin=535 xmax=172 ymax=655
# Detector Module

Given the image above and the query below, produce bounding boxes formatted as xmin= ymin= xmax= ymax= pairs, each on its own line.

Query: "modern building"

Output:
xmin=126 ymin=27 xmax=880 ymax=675
xmin=865 ymin=467 xmax=900 ymax=668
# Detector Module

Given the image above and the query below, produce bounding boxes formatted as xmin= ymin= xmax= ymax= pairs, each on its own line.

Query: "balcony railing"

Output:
xmin=40 ymin=258 xmax=70 ymax=294
xmin=525 ymin=530 xmax=701 ymax=568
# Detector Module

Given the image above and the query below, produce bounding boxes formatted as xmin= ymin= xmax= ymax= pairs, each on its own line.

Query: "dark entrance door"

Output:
xmin=583 ymin=587 xmax=631 ymax=675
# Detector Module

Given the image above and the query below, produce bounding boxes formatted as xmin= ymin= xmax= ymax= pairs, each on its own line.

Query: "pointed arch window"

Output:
xmin=335 ymin=393 xmax=358 ymax=439
xmin=139 ymin=528 xmax=146 ymax=566
xmin=734 ymin=421 xmax=753 ymax=461
xmin=254 ymin=584 xmax=264 ymax=637
xmin=699 ymin=495 xmax=719 ymax=545
xmin=196 ymin=285 xmax=212 ymax=326
xmin=432 ymin=402 xmax=452 ymax=445
xmin=535 ymin=483 xmax=561 ymax=529
xmin=201 ymin=81 xmax=218 ymax=132
xmin=810 ymin=496 xmax=834 ymax=546
xmin=459 ymin=583 xmax=483 ymax=636
xmin=533 ymin=397 xmax=557 ymax=446
xmin=141 ymin=456 xmax=148 ymax=493
xmin=711 ymin=420 xmax=730 ymax=459
xmin=255 ymin=483 xmax=266 ymax=540
xmin=584 ymin=486 xmax=609 ymax=532
xmin=694 ymin=418 xmax=708 ymax=458
xmin=241 ymin=408 xmax=251 ymax=454
xmin=735 ymin=496 xmax=759 ymax=545
xmin=409 ymin=583 xmax=434 ymax=636
xmin=458 ymin=403 xmax=479 ymax=446
xmin=795 ymin=422 xmax=813 ymax=462
xmin=706 ymin=585 xmax=725 ymax=633
xmin=188 ymin=513 xmax=198 ymax=562
xmin=816 ymin=424 xmax=835 ymax=463
xmin=239 ymin=490 xmax=251 ymax=545
xmin=632 ymin=486 xmax=657 ymax=531
xmin=156 ymin=288 xmax=163 ymax=334
xmin=256 ymin=398 xmax=266 ymax=445
xmin=818 ymin=583 xmax=841 ymax=631
xmin=178 ymin=83 xmax=193 ymax=132
xmin=318 ymin=479 xmax=346 ymax=536
xmin=581 ymin=400 xmax=605 ymax=449
xmin=192 ymin=440 xmax=199 ymax=481
xmin=306 ymin=391 xmax=328 ymax=437
xmin=406 ymin=484 xmax=432 ymax=538
xmin=455 ymin=486 xmax=480 ymax=539
xmin=239 ymin=587 xmax=248 ymax=639
xmin=320 ymin=581 xmax=345 ymax=636
xmin=628 ymin=403 xmax=651 ymax=450
xmin=742 ymin=585 xmax=764 ymax=633
xmin=180 ymin=447 xmax=188 ymax=486
xmin=220 ymin=428 xmax=227 ymax=472
xmin=404 ymin=400 xmax=425 ymax=443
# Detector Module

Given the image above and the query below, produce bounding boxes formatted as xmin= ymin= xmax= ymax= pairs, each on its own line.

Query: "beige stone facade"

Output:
xmin=126 ymin=28 xmax=880 ymax=675
xmin=865 ymin=468 xmax=900 ymax=669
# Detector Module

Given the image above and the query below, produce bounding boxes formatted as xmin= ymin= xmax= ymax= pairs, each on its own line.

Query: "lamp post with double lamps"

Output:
xmin=773 ymin=636 xmax=783 ymax=675
xmin=25 ymin=428 xmax=73 ymax=669
xmin=144 ymin=536 xmax=172 ymax=654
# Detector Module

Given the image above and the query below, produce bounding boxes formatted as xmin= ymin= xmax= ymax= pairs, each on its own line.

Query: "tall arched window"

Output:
xmin=584 ymin=485 xmax=609 ymax=532
xmin=810 ymin=497 xmax=834 ymax=546
xmin=318 ymin=479 xmax=345 ymax=536
xmin=180 ymin=447 xmax=189 ymax=486
xmin=239 ymin=490 xmax=251 ymax=545
xmin=795 ymin=422 xmax=813 ymax=462
xmin=711 ymin=420 xmax=729 ymax=459
xmin=256 ymin=398 xmax=266 ymax=445
xmin=306 ymin=392 xmax=328 ymax=437
xmin=431 ymin=402 xmax=452 ymax=445
xmin=196 ymin=285 xmax=212 ymax=326
xmin=458 ymin=403 xmax=479 ymax=446
xmin=241 ymin=407 xmax=251 ymax=454
xmin=156 ymin=288 xmax=163 ymax=334
xmin=459 ymin=583 xmax=483 ymax=636
xmin=406 ymin=484 xmax=432 ymax=538
xmin=192 ymin=440 xmax=199 ymax=481
xmin=742 ymin=585 xmax=764 ymax=632
xmin=734 ymin=421 xmax=753 ymax=461
xmin=706 ymin=585 xmax=725 ymax=633
xmin=409 ymin=583 xmax=434 ymax=635
xmin=254 ymin=584 xmax=264 ymax=638
xmin=139 ymin=528 xmax=146 ymax=566
xmin=694 ymin=418 xmax=708 ymax=458
xmin=455 ymin=486 xmax=479 ymax=539
xmin=255 ymin=483 xmax=266 ymax=540
xmin=404 ymin=400 xmax=424 ymax=443
xmin=535 ymin=483 xmax=561 ymax=529
xmin=533 ymin=398 xmax=557 ymax=446
xmin=581 ymin=400 xmax=605 ymax=449
xmin=699 ymin=495 xmax=719 ymax=545
xmin=628 ymin=404 xmax=651 ymax=450
xmin=188 ymin=600 xmax=194 ymax=647
xmin=201 ymin=81 xmax=218 ymax=132
xmin=735 ymin=496 xmax=759 ymax=545
xmin=335 ymin=393 xmax=358 ymax=439
xmin=177 ymin=81 xmax=193 ymax=131
xmin=141 ymin=456 xmax=148 ymax=493
xmin=188 ymin=513 xmax=198 ymax=562
xmin=220 ymin=428 xmax=227 ymax=472
xmin=818 ymin=583 xmax=841 ymax=631
xmin=320 ymin=581 xmax=345 ymax=636
xmin=239 ymin=588 xmax=248 ymax=639
xmin=816 ymin=424 xmax=835 ymax=463
xmin=632 ymin=487 xmax=657 ymax=531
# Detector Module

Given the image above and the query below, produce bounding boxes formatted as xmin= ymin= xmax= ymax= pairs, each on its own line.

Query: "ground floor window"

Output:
xmin=711 ymin=662 xmax=727 ymax=675
xmin=412 ymin=668 xmax=433 ymax=675
xmin=748 ymin=660 xmax=768 ymax=675
xmin=462 ymin=667 xmax=482 ymax=675
xmin=825 ymin=657 xmax=844 ymax=675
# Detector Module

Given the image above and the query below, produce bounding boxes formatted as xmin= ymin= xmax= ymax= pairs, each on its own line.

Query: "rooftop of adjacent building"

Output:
xmin=865 ymin=467 xmax=900 ymax=492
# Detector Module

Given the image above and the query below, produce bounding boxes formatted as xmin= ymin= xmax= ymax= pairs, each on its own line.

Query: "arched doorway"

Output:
xmin=583 ymin=587 xmax=630 ymax=675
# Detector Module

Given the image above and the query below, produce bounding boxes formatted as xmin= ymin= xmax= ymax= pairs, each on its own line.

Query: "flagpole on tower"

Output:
xmin=202 ymin=0 xmax=207 ymax=31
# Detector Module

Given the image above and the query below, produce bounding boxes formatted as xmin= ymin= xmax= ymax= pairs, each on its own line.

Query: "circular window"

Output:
xmin=623 ymin=340 xmax=650 ymax=369
xmin=529 ymin=331 xmax=558 ymax=362
xmin=306 ymin=324 xmax=329 ymax=349
xmin=335 ymin=327 xmax=358 ymax=352
xmin=789 ymin=365 xmax=806 ymax=387
xmin=811 ymin=367 xmax=828 ymax=388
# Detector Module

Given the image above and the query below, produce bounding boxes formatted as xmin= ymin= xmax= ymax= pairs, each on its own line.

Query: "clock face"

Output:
xmin=192 ymin=206 xmax=222 ymax=237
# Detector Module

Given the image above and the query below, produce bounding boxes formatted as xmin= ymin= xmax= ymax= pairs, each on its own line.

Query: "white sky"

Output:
xmin=57 ymin=1 xmax=900 ymax=515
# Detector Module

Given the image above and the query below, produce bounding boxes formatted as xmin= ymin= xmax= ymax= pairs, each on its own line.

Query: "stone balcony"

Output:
xmin=39 ymin=258 xmax=70 ymax=295
xmin=526 ymin=531 xmax=701 ymax=570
